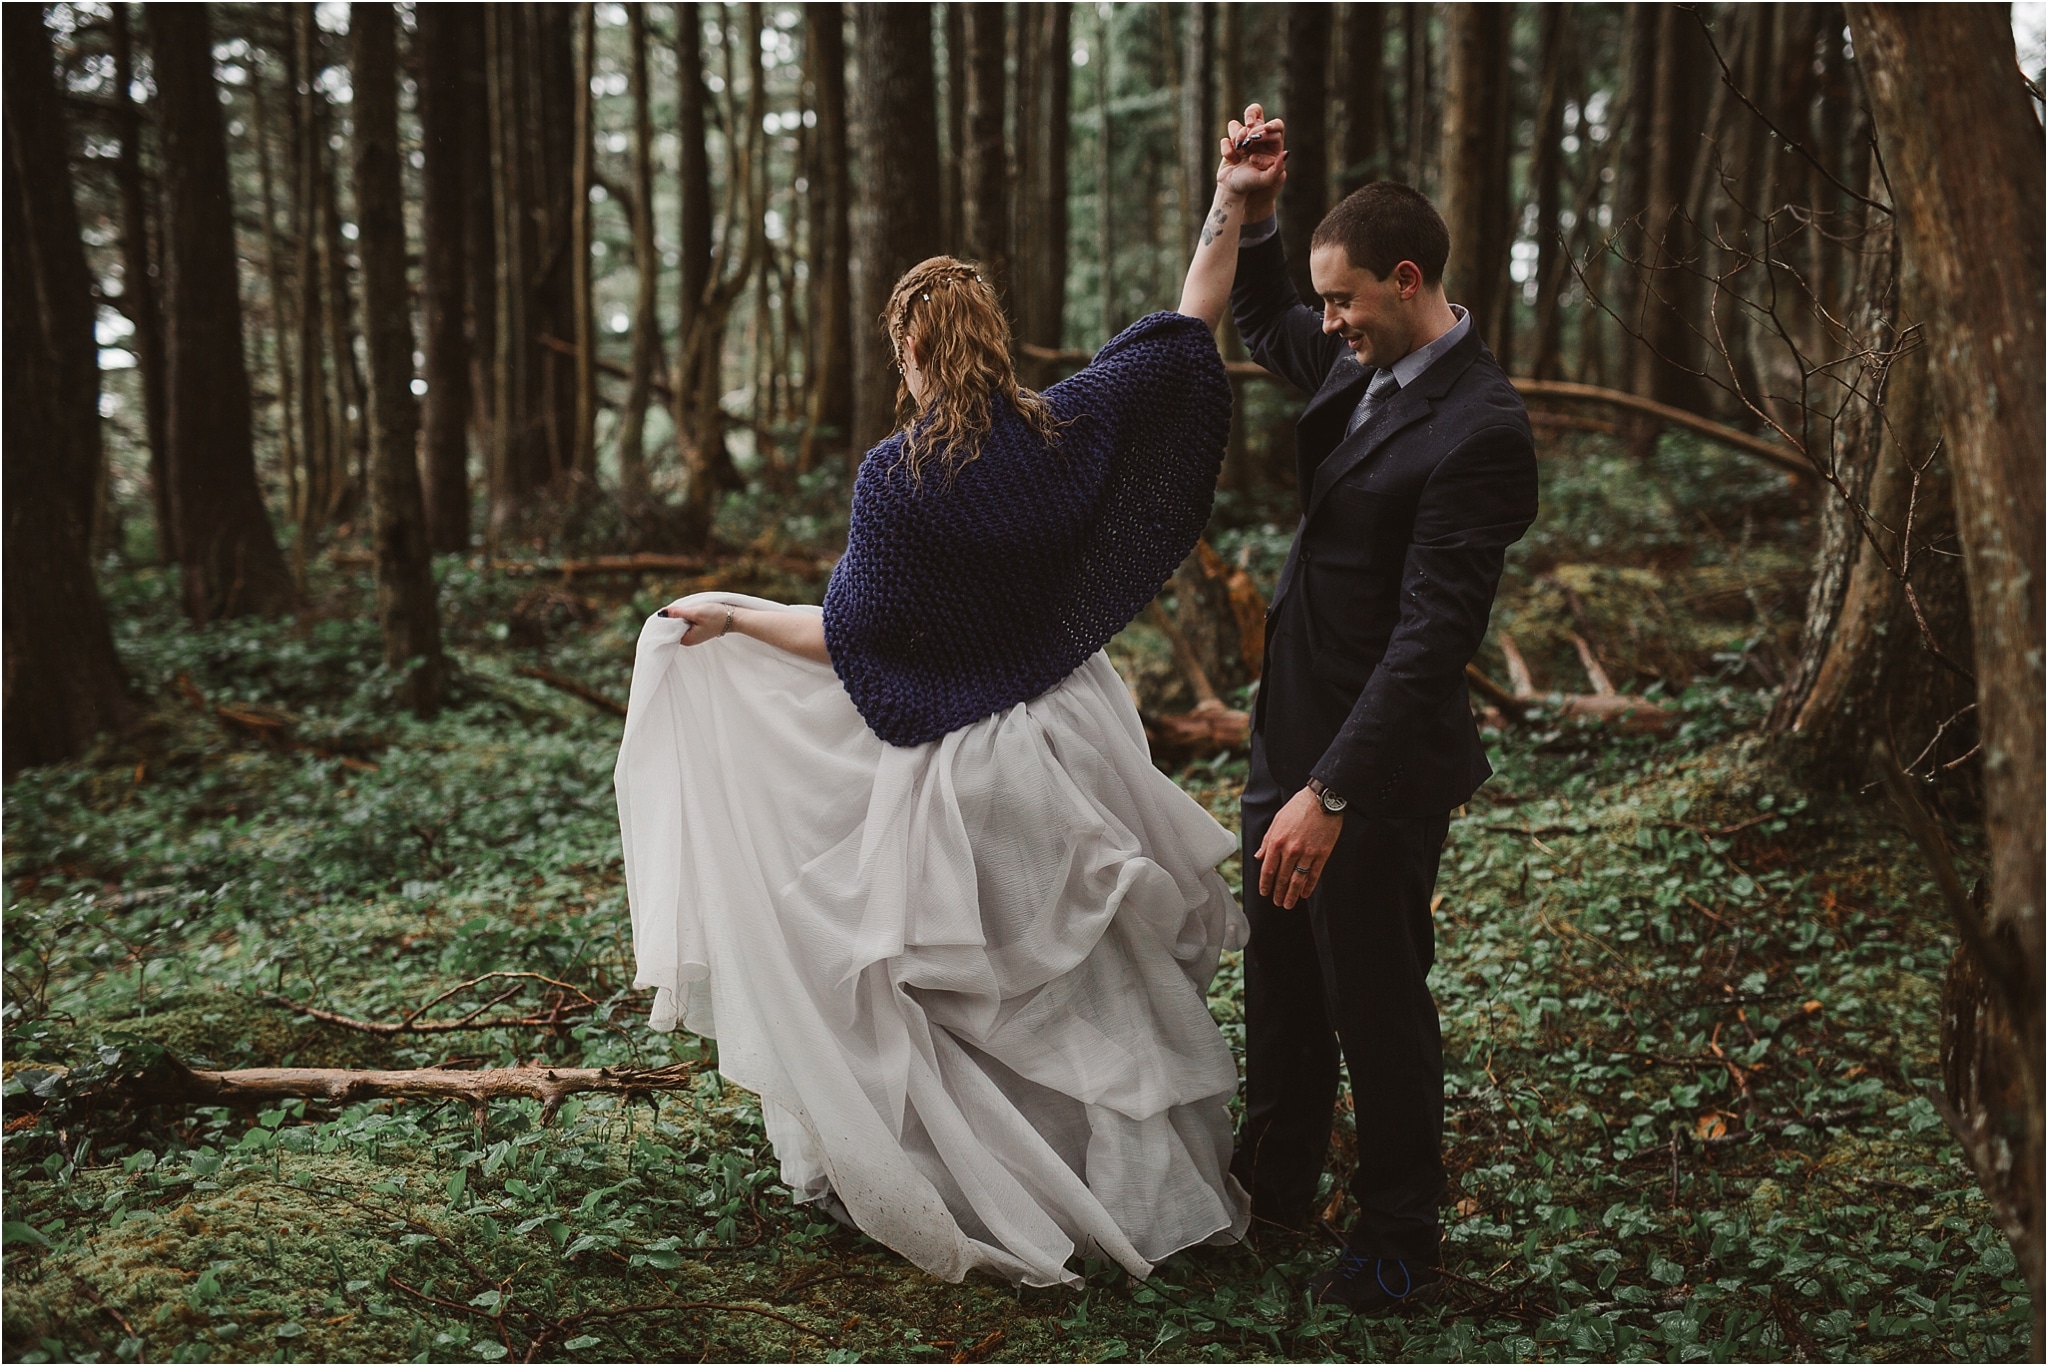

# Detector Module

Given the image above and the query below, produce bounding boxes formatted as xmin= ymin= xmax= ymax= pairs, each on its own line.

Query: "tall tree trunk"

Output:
xmin=457 ymin=6 xmax=496 ymax=503
xmin=941 ymin=2 xmax=965 ymax=252
xmin=1849 ymin=10 xmax=2045 ymax=1344
xmin=1401 ymin=2 xmax=1432 ymax=189
xmin=1279 ymin=3 xmax=1332 ymax=307
xmin=960 ymin=3 xmax=1009 ymax=313
xmin=1528 ymin=5 xmax=1568 ymax=380
xmin=3 ymin=6 xmax=135 ymax=775
xmin=290 ymin=5 xmax=333 ymax=546
xmin=1095 ymin=3 xmax=1115 ymax=340
xmin=149 ymin=2 xmax=294 ymax=622
xmin=1338 ymin=2 xmax=1385 ymax=195
xmin=616 ymin=3 xmax=659 ymax=504
xmin=534 ymin=3 xmax=581 ymax=497
xmin=315 ymin=70 xmax=364 ymax=527
xmin=671 ymin=1 xmax=714 ymax=503
xmin=5 ymin=6 xmax=105 ymax=543
xmin=849 ymin=2 xmax=944 ymax=450
xmin=485 ymin=4 xmax=529 ymax=540
xmin=1631 ymin=3 xmax=1707 ymax=415
xmin=250 ymin=66 xmax=300 ymax=568
xmin=1441 ymin=3 xmax=1511 ymax=357
xmin=801 ymin=2 xmax=853 ymax=469
xmin=417 ymin=2 xmax=473 ymax=553
xmin=569 ymin=2 xmax=598 ymax=487
xmin=110 ymin=3 xmax=173 ymax=563
xmin=351 ymin=1 xmax=446 ymax=716
xmin=1180 ymin=3 xmax=1215 ymax=246
xmin=1016 ymin=3 xmax=1070 ymax=356
xmin=1611 ymin=2 xmax=1657 ymax=381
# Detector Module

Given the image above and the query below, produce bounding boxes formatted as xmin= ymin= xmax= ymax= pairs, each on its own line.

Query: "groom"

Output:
xmin=1202 ymin=106 xmax=1537 ymax=1310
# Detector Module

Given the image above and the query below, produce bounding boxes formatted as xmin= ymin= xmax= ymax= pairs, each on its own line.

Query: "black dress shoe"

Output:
xmin=1305 ymin=1249 xmax=1444 ymax=1313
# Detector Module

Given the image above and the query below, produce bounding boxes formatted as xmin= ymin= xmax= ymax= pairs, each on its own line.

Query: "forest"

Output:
xmin=3 ymin=0 xmax=2043 ymax=1360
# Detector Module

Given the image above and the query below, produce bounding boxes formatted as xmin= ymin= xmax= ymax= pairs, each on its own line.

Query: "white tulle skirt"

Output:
xmin=614 ymin=595 xmax=1251 ymax=1286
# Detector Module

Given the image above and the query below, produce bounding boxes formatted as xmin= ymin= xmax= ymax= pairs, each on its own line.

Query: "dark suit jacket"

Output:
xmin=1232 ymin=234 xmax=1538 ymax=818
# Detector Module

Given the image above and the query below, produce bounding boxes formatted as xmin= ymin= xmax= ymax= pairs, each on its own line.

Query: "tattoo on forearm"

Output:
xmin=1199 ymin=205 xmax=1229 ymax=247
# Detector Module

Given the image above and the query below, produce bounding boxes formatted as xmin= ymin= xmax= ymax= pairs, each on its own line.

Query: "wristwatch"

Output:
xmin=1306 ymin=777 xmax=1348 ymax=815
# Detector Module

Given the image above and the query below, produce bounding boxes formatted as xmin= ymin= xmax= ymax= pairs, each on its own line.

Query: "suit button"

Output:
xmin=1301 ymin=549 xmax=1314 ymax=563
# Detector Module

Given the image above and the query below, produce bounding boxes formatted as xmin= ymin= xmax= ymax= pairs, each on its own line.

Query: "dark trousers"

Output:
xmin=1229 ymin=733 xmax=1450 ymax=1264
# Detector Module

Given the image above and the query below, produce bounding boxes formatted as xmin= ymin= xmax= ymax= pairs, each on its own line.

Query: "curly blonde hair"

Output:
xmin=883 ymin=256 xmax=1063 ymax=481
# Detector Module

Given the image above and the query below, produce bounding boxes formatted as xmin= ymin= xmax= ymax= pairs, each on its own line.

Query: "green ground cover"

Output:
xmin=3 ymin=434 xmax=2025 ymax=1361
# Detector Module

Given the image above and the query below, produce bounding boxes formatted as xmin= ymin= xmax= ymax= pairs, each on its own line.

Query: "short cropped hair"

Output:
xmin=1309 ymin=182 xmax=1450 ymax=285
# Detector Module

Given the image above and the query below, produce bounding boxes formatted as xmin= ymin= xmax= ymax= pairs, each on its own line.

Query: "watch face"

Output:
xmin=1322 ymin=792 xmax=1347 ymax=813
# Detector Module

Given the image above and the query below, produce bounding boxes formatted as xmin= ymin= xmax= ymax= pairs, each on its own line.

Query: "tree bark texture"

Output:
xmin=4 ymin=6 xmax=105 ymax=541
xmin=1338 ymin=2 xmax=1385 ymax=195
xmin=1279 ymin=4 xmax=1332 ymax=308
xmin=110 ymin=3 xmax=173 ymax=562
xmin=290 ymin=5 xmax=335 ymax=541
xmin=1095 ymin=4 xmax=1115 ymax=342
xmin=1849 ymin=6 xmax=2046 ymax=1339
xmin=616 ymin=3 xmax=660 ymax=503
xmin=1528 ymin=5 xmax=1569 ymax=380
xmin=417 ymin=2 xmax=474 ymax=553
xmin=3 ymin=12 xmax=135 ymax=775
xmin=485 ymin=4 xmax=577 ymax=538
xmin=959 ymin=3 xmax=1010 ymax=313
xmin=802 ymin=2 xmax=854 ymax=467
xmin=350 ymin=2 xmax=447 ymax=717
xmin=1770 ymin=213 xmax=1971 ymax=780
xmin=149 ymin=2 xmax=294 ymax=622
xmin=942 ymin=2 xmax=966 ymax=253
xmin=1631 ymin=3 xmax=1708 ymax=414
xmin=850 ymin=2 xmax=944 ymax=450
xmin=456 ymin=7 xmax=497 ymax=482
xmin=1180 ymin=3 xmax=1216 ymax=241
xmin=1441 ymin=3 xmax=1513 ymax=358
xmin=1014 ymin=3 xmax=1070 ymax=359
xmin=569 ymin=1 xmax=598 ymax=484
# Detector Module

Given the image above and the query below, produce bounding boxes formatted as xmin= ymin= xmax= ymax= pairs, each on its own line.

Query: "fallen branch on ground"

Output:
xmin=125 ymin=1058 xmax=700 ymax=1126
xmin=516 ymin=665 xmax=627 ymax=718
xmin=269 ymin=971 xmax=604 ymax=1036
xmin=175 ymin=673 xmax=383 ymax=769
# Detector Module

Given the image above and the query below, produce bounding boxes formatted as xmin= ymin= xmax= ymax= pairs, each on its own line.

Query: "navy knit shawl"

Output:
xmin=823 ymin=311 xmax=1231 ymax=747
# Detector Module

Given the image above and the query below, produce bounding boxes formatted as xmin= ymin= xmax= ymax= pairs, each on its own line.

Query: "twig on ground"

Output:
xmin=516 ymin=665 xmax=627 ymax=718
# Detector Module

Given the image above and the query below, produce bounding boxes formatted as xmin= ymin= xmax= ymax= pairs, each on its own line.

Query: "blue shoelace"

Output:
xmin=1334 ymin=1251 xmax=1420 ymax=1299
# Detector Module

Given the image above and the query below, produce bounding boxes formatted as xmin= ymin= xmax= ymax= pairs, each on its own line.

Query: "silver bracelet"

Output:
xmin=719 ymin=605 xmax=736 ymax=638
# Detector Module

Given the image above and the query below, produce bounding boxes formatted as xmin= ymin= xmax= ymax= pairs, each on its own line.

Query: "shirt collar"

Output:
xmin=1386 ymin=304 xmax=1471 ymax=390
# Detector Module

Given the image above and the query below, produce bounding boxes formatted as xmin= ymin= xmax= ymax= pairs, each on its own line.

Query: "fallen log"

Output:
xmin=129 ymin=1058 xmax=700 ymax=1127
xmin=1144 ymin=699 xmax=1252 ymax=762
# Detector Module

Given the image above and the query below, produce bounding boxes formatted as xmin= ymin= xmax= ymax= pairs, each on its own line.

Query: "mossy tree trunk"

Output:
xmin=1849 ymin=6 xmax=2045 ymax=1344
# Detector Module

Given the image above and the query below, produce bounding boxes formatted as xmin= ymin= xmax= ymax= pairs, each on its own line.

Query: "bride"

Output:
xmin=614 ymin=254 xmax=1249 ymax=1286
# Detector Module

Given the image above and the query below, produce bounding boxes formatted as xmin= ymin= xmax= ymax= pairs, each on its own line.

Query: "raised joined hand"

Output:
xmin=1217 ymin=103 xmax=1286 ymax=213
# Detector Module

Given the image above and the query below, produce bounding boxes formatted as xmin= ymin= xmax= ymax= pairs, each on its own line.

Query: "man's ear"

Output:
xmin=1394 ymin=261 xmax=1424 ymax=300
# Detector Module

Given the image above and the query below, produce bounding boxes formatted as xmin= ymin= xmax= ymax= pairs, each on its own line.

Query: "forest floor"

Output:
xmin=2 ymin=432 xmax=2027 ymax=1362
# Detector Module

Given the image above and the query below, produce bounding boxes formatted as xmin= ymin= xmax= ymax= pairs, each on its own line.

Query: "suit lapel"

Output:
xmin=1303 ymin=329 xmax=1486 ymax=519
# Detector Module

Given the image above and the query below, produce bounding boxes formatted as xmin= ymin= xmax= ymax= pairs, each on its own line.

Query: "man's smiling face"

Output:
xmin=1309 ymin=244 xmax=1423 ymax=371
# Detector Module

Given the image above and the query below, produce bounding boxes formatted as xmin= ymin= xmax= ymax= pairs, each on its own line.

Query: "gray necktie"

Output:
xmin=1347 ymin=368 xmax=1402 ymax=438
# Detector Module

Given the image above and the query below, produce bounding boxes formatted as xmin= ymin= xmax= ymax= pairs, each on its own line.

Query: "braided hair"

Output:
xmin=883 ymin=256 xmax=1064 ymax=482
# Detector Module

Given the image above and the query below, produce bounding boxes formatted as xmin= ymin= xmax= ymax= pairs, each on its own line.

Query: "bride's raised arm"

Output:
xmin=1176 ymin=107 xmax=1287 ymax=328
